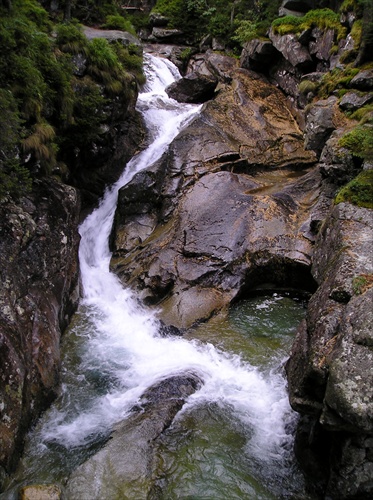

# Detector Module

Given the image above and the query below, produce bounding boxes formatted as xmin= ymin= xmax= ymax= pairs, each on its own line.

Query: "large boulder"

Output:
xmin=65 ymin=374 xmax=201 ymax=499
xmin=339 ymin=91 xmax=373 ymax=112
xmin=350 ymin=69 xmax=373 ymax=91
xmin=83 ymin=26 xmax=141 ymax=47
xmin=109 ymin=66 xmax=319 ymax=328
xmin=0 ymin=180 xmax=80 ymax=485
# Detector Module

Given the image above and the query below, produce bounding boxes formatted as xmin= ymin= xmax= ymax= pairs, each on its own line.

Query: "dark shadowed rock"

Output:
xmin=65 ymin=374 xmax=202 ymax=500
xmin=240 ymin=39 xmax=279 ymax=72
xmin=280 ymin=0 xmax=314 ymax=15
xmin=309 ymin=28 xmax=335 ymax=63
xmin=165 ymin=73 xmax=218 ymax=103
xmin=149 ymin=12 xmax=168 ymax=27
xmin=269 ymin=30 xmax=313 ymax=69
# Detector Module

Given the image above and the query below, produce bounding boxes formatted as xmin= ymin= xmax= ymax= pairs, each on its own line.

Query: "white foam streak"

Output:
xmin=45 ymin=55 xmax=295 ymax=460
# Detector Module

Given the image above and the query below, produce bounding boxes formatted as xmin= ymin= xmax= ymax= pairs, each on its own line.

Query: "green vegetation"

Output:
xmin=352 ymin=274 xmax=373 ymax=295
xmin=317 ymin=66 xmax=360 ymax=97
xmin=0 ymin=0 xmax=144 ymax=201
xmin=335 ymin=169 xmax=373 ymax=208
xmin=339 ymin=124 xmax=373 ymax=161
xmin=271 ymin=8 xmax=347 ymax=40
xmin=299 ymin=80 xmax=318 ymax=95
xmin=103 ymin=14 xmax=137 ymax=36
xmin=152 ymin=0 xmax=281 ymax=47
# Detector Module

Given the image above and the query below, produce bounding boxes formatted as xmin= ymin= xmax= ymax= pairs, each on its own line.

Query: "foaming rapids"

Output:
xmin=41 ymin=55 xmax=297 ymax=469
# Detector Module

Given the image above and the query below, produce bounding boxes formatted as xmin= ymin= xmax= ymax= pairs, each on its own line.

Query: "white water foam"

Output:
xmin=41 ymin=55 xmax=296 ymax=464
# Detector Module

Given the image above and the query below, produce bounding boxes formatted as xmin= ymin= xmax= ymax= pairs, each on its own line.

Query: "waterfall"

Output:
xmin=42 ymin=53 xmax=294 ymax=458
xmin=1 ymin=55 xmax=304 ymax=499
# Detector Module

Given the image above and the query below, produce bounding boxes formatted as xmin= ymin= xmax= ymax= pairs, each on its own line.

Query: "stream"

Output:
xmin=1 ymin=55 xmax=310 ymax=499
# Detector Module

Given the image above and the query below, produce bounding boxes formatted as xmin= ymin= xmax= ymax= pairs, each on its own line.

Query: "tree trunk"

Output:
xmin=354 ymin=1 xmax=373 ymax=66
xmin=64 ymin=0 xmax=72 ymax=21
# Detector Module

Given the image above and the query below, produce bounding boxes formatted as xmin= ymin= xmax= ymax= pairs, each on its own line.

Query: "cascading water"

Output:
xmin=1 ymin=55 xmax=308 ymax=499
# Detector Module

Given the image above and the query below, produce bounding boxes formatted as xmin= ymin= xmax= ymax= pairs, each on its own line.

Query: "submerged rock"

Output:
xmin=65 ymin=374 xmax=202 ymax=500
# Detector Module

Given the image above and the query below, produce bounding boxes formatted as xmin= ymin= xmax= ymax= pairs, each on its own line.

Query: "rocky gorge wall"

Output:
xmin=0 ymin=180 xmax=80 ymax=486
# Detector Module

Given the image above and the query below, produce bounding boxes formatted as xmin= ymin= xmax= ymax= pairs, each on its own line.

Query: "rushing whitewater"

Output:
xmin=1 ymin=57 xmax=302 ymax=499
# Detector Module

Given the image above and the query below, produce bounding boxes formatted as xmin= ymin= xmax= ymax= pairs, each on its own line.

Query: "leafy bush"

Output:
xmin=335 ymin=169 xmax=373 ymax=208
xmin=348 ymin=103 xmax=373 ymax=122
xmin=55 ymin=22 xmax=89 ymax=55
xmin=152 ymin=0 xmax=281 ymax=47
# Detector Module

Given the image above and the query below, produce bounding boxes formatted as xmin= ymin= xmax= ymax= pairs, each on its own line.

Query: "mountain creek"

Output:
xmin=1 ymin=5 xmax=372 ymax=497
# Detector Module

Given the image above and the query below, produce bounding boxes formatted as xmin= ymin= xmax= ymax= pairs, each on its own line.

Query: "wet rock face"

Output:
xmin=0 ymin=180 xmax=80 ymax=482
xmin=286 ymin=203 xmax=373 ymax=498
xmin=110 ymin=66 xmax=319 ymax=329
xmin=65 ymin=374 xmax=202 ymax=500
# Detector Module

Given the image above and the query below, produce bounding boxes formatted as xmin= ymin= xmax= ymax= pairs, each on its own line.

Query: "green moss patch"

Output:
xmin=271 ymin=9 xmax=347 ymax=40
xmin=335 ymin=170 xmax=373 ymax=208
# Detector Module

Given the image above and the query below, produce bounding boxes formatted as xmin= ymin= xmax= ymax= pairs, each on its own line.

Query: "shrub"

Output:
xmin=113 ymin=42 xmax=145 ymax=86
xmin=55 ymin=22 xmax=89 ymax=55
xmin=317 ymin=66 xmax=360 ymax=97
xmin=335 ymin=169 xmax=373 ymax=208
xmin=103 ymin=14 xmax=136 ymax=36
xmin=299 ymin=80 xmax=318 ymax=94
